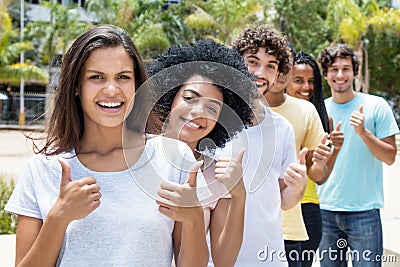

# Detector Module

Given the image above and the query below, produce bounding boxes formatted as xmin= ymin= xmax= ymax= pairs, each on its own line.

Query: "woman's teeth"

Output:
xmin=98 ymin=102 xmax=123 ymax=108
xmin=186 ymin=120 xmax=201 ymax=128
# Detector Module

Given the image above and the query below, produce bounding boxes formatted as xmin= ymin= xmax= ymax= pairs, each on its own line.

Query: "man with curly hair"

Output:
xmin=317 ymin=43 xmax=399 ymax=267
xmin=214 ymin=25 xmax=309 ymax=266
xmin=233 ymin=25 xmax=291 ymax=97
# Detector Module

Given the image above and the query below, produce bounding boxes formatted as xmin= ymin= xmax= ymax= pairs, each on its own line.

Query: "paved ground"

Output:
xmin=0 ymin=130 xmax=399 ymax=266
xmin=0 ymin=130 xmax=39 ymax=181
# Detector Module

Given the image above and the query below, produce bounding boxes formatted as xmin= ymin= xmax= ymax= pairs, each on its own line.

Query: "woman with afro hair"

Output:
xmin=147 ymin=39 xmax=257 ymax=266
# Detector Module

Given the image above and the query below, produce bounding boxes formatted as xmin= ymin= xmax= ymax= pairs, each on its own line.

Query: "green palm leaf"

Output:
xmin=0 ymin=8 xmax=48 ymax=85
xmin=0 ymin=64 xmax=49 ymax=85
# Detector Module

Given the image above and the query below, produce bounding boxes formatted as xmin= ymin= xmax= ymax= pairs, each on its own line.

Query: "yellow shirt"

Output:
xmin=271 ymin=95 xmax=324 ymax=240
xmin=301 ymin=178 xmax=320 ymax=204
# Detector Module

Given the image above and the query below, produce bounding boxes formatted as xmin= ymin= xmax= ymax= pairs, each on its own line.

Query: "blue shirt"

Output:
xmin=318 ymin=93 xmax=399 ymax=211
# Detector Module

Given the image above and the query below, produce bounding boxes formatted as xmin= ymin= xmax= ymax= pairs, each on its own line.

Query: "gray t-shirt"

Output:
xmin=6 ymin=135 xmax=208 ymax=266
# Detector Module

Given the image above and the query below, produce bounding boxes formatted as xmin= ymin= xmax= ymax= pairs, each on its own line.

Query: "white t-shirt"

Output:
xmin=6 ymin=135 xmax=209 ymax=267
xmin=211 ymin=106 xmax=296 ymax=267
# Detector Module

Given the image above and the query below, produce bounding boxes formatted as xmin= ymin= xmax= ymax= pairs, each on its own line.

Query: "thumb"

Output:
xmin=335 ymin=121 xmax=342 ymax=131
xmin=236 ymin=148 xmax=246 ymax=163
xmin=320 ymin=133 xmax=328 ymax=145
xmin=328 ymin=116 xmax=334 ymax=133
xmin=185 ymin=160 xmax=203 ymax=188
xmin=359 ymin=104 xmax=363 ymax=114
xmin=58 ymin=158 xmax=72 ymax=187
xmin=298 ymin=147 xmax=308 ymax=165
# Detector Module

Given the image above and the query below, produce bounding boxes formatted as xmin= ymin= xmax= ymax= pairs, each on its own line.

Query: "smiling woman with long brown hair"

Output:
xmin=5 ymin=25 xmax=209 ymax=267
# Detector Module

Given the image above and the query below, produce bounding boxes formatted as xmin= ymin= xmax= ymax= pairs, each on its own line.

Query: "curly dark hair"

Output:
xmin=318 ymin=43 xmax=360 ymax=77
xmin=231 ymin=25 xmax=292 ymax=75
xmin=294 ymin=51 xmax=330 ymax=132
xmin=147 ymin=39 xmax=256 ymax=151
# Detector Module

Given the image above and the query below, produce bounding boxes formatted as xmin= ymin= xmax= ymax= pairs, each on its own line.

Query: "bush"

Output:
xmin=0 ymin=176 xmax=17 ymax=234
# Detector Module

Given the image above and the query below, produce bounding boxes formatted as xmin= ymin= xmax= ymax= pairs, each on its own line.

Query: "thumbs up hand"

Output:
xmin=156 ymin=161 xmax=203 ymax=222
xmin=283 ymin=147 xmax=308 ymax=194
xmin=350 ymin=104 xmax=366 ymax=136
xmin=312 ymin=133 xmax=333 ymax=170
xmin=185 ymin=160 xmax=203 ymax=188
xmin=329 ymin=120 xmax=344 ymax=150
xmin=50 ymin=158 xmax=101 ymax=224
xmin=214 ymin=148 xmax=246 ymax=198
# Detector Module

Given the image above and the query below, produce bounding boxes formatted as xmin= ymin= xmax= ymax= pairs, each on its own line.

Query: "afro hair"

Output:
xmin=147 ymin=39 xmax=257 ymax=151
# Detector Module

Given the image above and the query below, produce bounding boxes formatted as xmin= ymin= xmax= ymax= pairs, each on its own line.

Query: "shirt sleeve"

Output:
xmin=5 ymin=159 xmax=42 ymax=219
xmin=280 ymin=123 xmax=297 ymax=178
xmin=303 ymin=104 xmax=324 ymax=151
xmin=374 ymin=97 xmax=400 ymax=139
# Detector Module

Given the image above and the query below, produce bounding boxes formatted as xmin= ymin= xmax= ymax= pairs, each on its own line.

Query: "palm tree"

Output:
xmin=366 ymin=6 xmax=400 ymax=115
xmin=22 ymin=2 xmax=89 ymax=124
xmin=325 ymin=0 xmax=398 ymax=94
xmin=183 ymin=0 xmax=267 ymax=45
xmin=0 ymin=8 xmax=48 ymax=85
xmin=24 ymin=2 xmax=90 ymax=66
xmin=85 ymin=0 xmax=187 ymax=59
xmin=326 ymin=0 xmax=369 ymax=92
xmin=85 ymin=0 xmax=137 ymax=27
xmin=273 ymin=0 xmax=331 ymax=59
xmin=124 ymin=0 xmax=173 ymax=59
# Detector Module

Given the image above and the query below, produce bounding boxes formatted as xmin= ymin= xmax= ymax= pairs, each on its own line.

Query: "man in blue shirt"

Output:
xmin=317 ymin=43 xmax=399 ymax=267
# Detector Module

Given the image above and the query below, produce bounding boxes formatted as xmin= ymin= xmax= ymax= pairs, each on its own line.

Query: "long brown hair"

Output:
xmin=36 ymin=25 xmax=149 ymax=156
